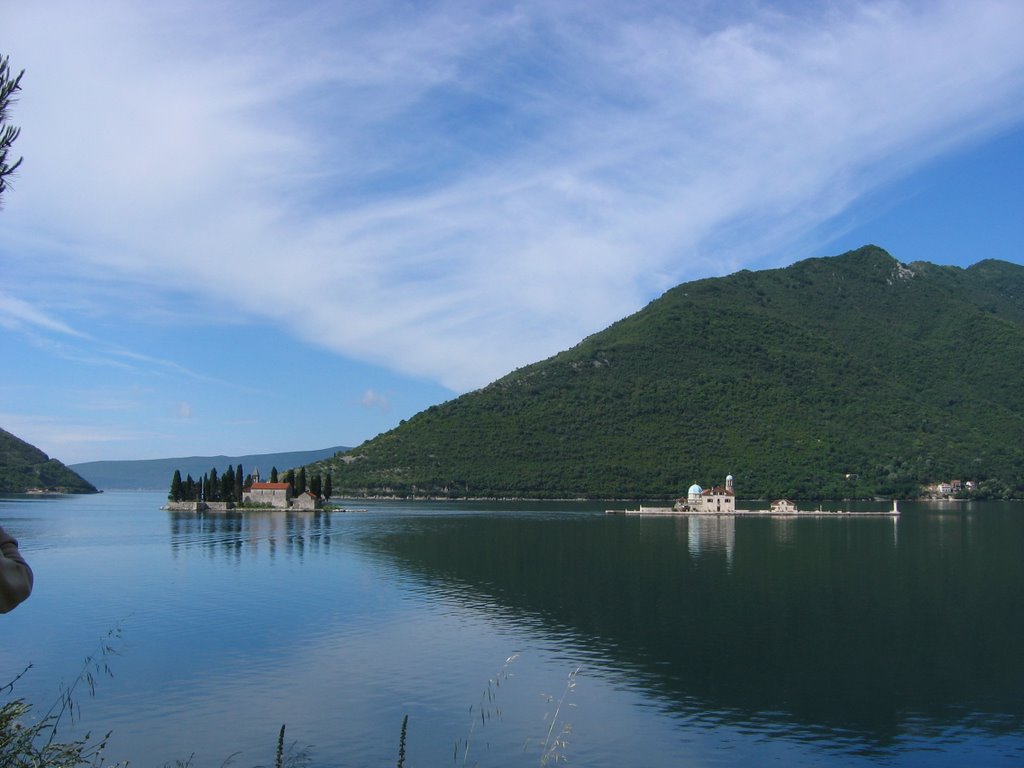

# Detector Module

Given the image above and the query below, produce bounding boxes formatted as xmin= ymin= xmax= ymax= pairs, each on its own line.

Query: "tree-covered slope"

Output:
xmin=0 ymin=428 xmax=98 ymax=494
xmin=312 ymin=246 xmax=1024 ymax=500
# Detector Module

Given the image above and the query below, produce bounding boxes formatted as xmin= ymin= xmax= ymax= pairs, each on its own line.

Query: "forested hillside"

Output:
xmin=311 ymin=247 xmax=1024 ymax=500
xmin=0 ymin=427 xmax=98 ymax=494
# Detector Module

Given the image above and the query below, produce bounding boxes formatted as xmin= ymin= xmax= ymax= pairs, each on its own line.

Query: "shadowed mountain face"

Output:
xmin=0 ymin=427 xmax=97 ymax=494
xmin=315 ymin=246 xmax=1024 ymax=499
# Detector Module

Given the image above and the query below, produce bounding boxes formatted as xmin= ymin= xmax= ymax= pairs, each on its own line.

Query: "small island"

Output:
xmin=608 ymin=474 xmax=901 ymax=517
xmin=164 ymin=464 xmax=334 ymax=512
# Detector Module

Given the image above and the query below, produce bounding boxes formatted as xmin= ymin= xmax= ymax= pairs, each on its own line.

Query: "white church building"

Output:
xmin=678 ymin=474 xmax=736 ymax=513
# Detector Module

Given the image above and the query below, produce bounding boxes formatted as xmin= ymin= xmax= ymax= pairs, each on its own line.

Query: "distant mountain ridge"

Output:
xmin=310 ymin=246 xmax=1024 ymax=500
xmin=72 ymin=446 xmax=349 ymax=490
xmin=0 ymin=428 xmax=98 ymax=494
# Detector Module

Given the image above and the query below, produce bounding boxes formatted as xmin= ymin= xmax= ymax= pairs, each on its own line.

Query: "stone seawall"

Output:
xmin=166 ymin=501 xmax=205 ymax=512
xmin=165 ymin=501 xmax=236 ymax=512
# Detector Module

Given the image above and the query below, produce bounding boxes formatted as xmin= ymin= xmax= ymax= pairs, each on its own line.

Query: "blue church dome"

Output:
xmin=687 ymin=483 xmax=703 ymax=496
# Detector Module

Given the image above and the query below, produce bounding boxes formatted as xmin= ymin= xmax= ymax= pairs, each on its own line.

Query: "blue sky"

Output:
xmin=1 ymin=0 xmax=1023 ymax=464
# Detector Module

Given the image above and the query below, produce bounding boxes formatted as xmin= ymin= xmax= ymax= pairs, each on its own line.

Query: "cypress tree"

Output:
xmin=296 ymin=467 xmax=307 ymax=495
xmin=185 ymin=474 xmax=195 ymax=500
xmin=169 ymin=470 xmax=183 ymax=502
xmin=283 ymin=469 xmax=295 ymax=490
xmin=270 ymin=466 xmax=279 ymax=483
xmin=235 ymin=464 xmax=243 ymax=501
xmin=310 ymin=473 xmax=322 ymax=498
xmin=323 ymin=473 xmax=332 ymax=501
xmin=222 ymin=465 xmax=235 ymax=502
xmin=209 ymin=467 xmax=219 ymax=501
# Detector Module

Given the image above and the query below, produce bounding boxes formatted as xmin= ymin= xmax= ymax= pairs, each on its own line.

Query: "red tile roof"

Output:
xmin=701 ymin=486 xmax=735 ymax=496
xmin=251 ymin=482 xmax=291 ymax=490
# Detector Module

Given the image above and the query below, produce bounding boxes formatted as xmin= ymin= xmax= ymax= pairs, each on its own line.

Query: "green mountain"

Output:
xmin=71 ymin=446 xmax=349 ymax=491
xmin=0 ymin=428 xmax=98 ymax=494
xmin=311 ymin=246 xmax=1024 ymax=500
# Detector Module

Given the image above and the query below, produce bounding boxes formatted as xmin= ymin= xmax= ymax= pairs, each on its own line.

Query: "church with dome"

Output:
xmin=610 ymin=473 xmax=900 ymax=517
xmin=676 ymin=474 xmax=736 ymax=513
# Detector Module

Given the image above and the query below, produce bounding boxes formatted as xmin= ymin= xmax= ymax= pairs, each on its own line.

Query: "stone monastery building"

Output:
xmin=240 ymin=468 xmax=321 ymax=510
xmin=244 ymin=482 xmax=293 ymax=508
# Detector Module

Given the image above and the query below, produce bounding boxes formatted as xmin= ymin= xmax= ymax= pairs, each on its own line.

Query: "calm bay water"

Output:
xmin=1 ymin=491 xmax=1022 ymax=767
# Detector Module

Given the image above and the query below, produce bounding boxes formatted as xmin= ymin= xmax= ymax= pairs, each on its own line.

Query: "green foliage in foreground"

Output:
xmin=0 ymin=695 xmax=111 ymax=767
xmin=1 ymin=632 xmax=122 ymax=767
xmin=1 ymin=53 xmax=24 ymax=206
xmin=311 ymin=247 xmax=1024 ymax=500
xmin=0 ymin=427 xmax=98 ymax=495
xmin=0 ymin=689 xmax=313 ymax=768
xmin=1 ymin=630 xmax=315 ymax=767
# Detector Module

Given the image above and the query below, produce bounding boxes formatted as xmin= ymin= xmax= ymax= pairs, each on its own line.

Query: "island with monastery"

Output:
xmin=164 ymin=465 xmax=340 ymax=512
xmin=608 ymin=474 xmax=901 ymax=517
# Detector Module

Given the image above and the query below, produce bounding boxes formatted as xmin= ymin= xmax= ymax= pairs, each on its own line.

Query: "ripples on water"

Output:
xmin=2 ymin=493 xmax=1024 ymax=766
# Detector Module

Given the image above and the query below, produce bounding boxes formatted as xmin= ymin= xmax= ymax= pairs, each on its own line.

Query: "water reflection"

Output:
xmin=687 ymin=514 xmax=736 ymax=565
xmin=167 ymin=509 xmax=338 ymax=562
xmin=354 ymin=507 xmax=1024 ymax=754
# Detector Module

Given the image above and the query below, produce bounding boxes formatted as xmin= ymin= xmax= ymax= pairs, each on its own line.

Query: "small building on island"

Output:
xmin=291 ymin=490 xmax=322 ymax=511
xmin=770 ymin=499 xmax=799 ymax=514
xmin=243 ymin=482 xmax=293 ymax=509
xmin=240 ymin=467 xmax=316 ymax=510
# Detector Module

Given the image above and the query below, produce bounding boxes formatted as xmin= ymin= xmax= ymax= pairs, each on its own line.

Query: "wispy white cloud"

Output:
xmin=0 ymin=411 xmax=164 ymax=454
xmin=2 ymin=311 xmax=218 ymax=383
xmin=73 ymin=386 xmax=149 ymax=414
xmin=0 ymin=291 xmax=88 ymax=337
xmin=360 ymin=389 xmax=391 ymax=412
xmin=3 ymin=0 xmax=1024 ymax=394
xmin=103 ymin=346 xmax=220 ymax=383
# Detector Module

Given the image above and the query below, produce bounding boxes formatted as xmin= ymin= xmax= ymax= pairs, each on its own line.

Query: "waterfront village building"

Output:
xmin=680 ymin=474 xmax=736 ymax=513
xmin=926 ymin=479 xmax=972 ymax=498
